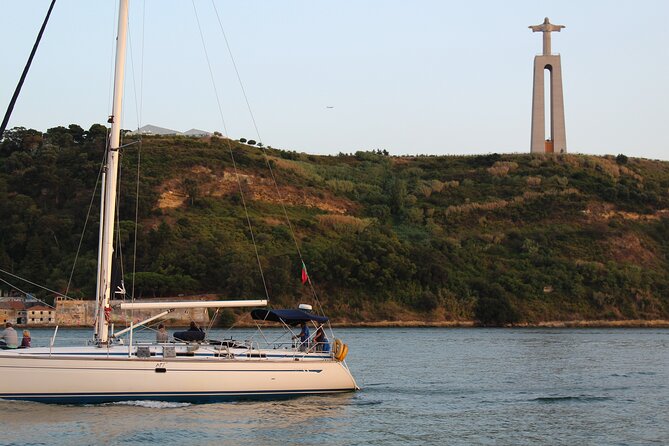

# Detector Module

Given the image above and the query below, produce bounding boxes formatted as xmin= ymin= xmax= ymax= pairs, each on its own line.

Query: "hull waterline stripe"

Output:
xmin=0 ymin=388 xmax=355 ymax=403
xmin=6 ymin=352 xmax=331 ymax=359
xmin=0 ymin=365 xmax=324 ymax=372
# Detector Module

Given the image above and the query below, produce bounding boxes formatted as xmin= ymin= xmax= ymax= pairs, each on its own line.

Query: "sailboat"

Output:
xmin=0 ymin=0 xmax=357 ymax=404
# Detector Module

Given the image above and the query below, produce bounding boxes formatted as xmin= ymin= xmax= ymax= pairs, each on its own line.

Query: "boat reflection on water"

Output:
xmin=0 ymin=393 xmax=357 ymax=444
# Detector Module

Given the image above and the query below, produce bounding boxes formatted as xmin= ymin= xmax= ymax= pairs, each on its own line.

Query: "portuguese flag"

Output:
xmin=301 ymin=262 xmax=308 ymax=284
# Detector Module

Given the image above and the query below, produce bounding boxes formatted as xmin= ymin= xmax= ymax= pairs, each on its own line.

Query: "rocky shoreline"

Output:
xmin=24 ymin=319 xmax=669 ymax=329
xmin=242 ymin=319 xmax=669 ymax=328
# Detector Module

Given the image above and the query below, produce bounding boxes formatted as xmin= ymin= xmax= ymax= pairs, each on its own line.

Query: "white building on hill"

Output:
xmin=129 ymin=125 xmax=215 ymax=137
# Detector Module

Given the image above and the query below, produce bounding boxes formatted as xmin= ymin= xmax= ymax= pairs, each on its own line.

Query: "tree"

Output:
xmin=68 ymin=124 xmax=85 ymax=143
xmin=412 ymin=290 xmax=439 ymax=312
xmin=0 ymin=127 xmax=42 ymax=155
xmin=182 ymin=178 xmax=199 ymax=206
xmin=472 ymin=281 xmax=520 ymax=326
xmin=389 ymin=178 xmax=407 ymax=215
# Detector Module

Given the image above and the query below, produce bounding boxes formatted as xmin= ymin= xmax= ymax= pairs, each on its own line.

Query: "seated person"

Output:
xmin=156 ymin=324 xmax=168 ymax=343
xmin=0 ymin=322 xmax=19 ymax=349
xmin=174 ymin=321 xmax=205 ymax=342
xmin=20 ymin=329 xmax=31 ymax=348
xmin=187 ymin=321 xmax=203 ymax=332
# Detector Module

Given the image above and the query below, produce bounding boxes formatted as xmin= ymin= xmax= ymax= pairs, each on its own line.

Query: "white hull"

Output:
xmin=0 ymin=345 xmax=357 ymax=404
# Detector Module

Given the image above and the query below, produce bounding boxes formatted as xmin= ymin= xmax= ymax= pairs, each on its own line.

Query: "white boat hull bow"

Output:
xmin=0 ymin=346 xmax=357 ymax=403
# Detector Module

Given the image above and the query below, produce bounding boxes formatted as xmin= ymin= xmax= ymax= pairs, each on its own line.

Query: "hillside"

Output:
xmin=1 ymin=125 xmax=669 ymax=326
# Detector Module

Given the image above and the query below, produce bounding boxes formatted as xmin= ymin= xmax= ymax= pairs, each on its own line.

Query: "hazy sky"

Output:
xmin=1 ymin=1 xmax=668 ymax=159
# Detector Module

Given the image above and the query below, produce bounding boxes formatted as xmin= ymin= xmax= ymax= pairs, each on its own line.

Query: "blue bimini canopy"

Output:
xmin=250 ymin=308 xmax=329 ymax=326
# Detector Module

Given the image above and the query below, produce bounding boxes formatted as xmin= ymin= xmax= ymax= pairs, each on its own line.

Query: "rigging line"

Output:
xmin=210 ymin=1 xmax=260 ymax=141
xmin=65 ymin=141 xmax=108 ymax=297
xmin=191 ymin=0 xmax=270 ymax=301
xmin=191 ymin=1 xmax=228 ymax=136
xmin=0 ymin=267 xmax=74 ymax=301
xmin=0 ymin=277 xmax=28 ymax=300
xmin=125 ymin=6 xmax=144 ymax=306
xmin=118 ymin=140 xmax=140 ymax=149
xmin=210 ymin=1 xmax=325 ymax=310
xmin=106 ymin=0 xmax=119 ymax=124
xmin=0 ymin=277 xmax=55 ymax=310
xmin=139 ymin=0 xmax=146 ymax=127
xmin=131 ymin=0 xmax=147 ymax=304
xmin=114 ymin=148 xmax=125 ymax=283
xmin=0 ymin=0 xmax=56 ymax=140
xmin=207 ymin=308 xmax=219 ymax=333
xmin=127 ymin=9 xmax=142 ymax=133
xmin=125 ymin=2 xmax=145 ymax=308
xmin=130 ymin=139 xmax=142 ymax=302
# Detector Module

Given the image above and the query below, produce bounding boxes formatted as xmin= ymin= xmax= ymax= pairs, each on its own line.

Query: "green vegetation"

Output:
xmin=1 ymin=125 xmax=669 ymax=325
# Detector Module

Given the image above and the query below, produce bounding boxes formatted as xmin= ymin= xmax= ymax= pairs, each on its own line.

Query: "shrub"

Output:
xmin=487 ymin=161 xmax=519 ymax=177
xmin=412 ymin=291 xmax=439 ymax=312
xmin=475 ymin=294 xmax=520 ymax=326
xmin=526 ymin=176 xmax=542 ymax=188
xmin=316 ymin=214 xmax=373 ymax=233
xmin=472 ymin=281 xmax=520 ymax=326
xmin=326 ymin=179 xmax=355 ymax=193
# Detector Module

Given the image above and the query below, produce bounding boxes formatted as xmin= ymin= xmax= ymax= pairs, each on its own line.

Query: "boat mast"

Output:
xmin=97 ymin=0 xmax=129 ymax=344
xmin=94 ymin=169 xmax=106 ymax=340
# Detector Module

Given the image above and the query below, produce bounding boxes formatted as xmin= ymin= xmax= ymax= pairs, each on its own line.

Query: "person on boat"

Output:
xmin=293 ymin=322 xmax=310 ymax=351
xmin=156 ymin=324 xmax=168 ymax=343
xmin=0 ymin=322 xmax=19 ymax=349
xmin=173 ymin=321 xmax=205 ymax=342
xmin=313 ymin=326 xmax=329 ymax=353
xmin=188 ymin=321 xmax=203 ymax=333
xmin=20 ymin=330 xmax=31 ymax=348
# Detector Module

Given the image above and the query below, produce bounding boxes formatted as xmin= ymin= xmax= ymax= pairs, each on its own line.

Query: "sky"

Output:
xmin=1 ymin=0 xmax=668 ymax=159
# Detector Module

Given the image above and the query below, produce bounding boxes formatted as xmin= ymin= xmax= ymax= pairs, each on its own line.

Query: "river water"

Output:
xmin=1 ymin=327 xmax=667 ymax=445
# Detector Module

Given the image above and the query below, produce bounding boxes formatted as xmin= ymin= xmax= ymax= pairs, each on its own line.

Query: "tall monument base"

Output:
xmin=531 ymin=55 xmax=566 ymax=153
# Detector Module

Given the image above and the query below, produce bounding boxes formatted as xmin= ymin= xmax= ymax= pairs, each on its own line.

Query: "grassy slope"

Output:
xmin=130 ymin=136 xmax=669 ymax=324
xmin=1 ymin=127 xmax=668 ymax=325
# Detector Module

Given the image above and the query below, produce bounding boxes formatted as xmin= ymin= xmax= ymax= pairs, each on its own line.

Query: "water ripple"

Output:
xmin=3 ymin=327 xmax=668 ymax=445
xmin=531 ymin=395 xmax=613 ymax=403
xmin=104 ymin=400 xmax=192 ymax=409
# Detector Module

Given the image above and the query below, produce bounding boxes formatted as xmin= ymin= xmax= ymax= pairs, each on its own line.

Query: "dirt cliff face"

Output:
xmin=607 ymin=233 xmax=658 ymax=267
xmin=157 ymin=165 xmax=353 ymax=214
